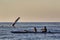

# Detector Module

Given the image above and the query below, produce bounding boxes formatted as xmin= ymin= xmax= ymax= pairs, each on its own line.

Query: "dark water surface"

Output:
xmin=0 ymin=22 xmax=60 ymax=40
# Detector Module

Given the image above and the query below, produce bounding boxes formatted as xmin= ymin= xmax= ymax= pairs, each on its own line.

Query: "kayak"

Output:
xmin=11 ymin=31 xmax=60 ymax=34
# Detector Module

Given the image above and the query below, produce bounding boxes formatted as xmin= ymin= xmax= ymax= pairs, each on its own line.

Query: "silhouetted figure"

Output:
xmin=24 ymin=30 xmax=28 ymax=32
xmin=42 ymin=26 xmax=47 ymax=33
xmin=34 ymin=27 xmax=37 ymax=32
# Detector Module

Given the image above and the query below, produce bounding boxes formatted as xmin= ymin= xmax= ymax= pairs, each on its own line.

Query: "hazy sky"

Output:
xmin=0 ymin=0 xmax=60 ymax=22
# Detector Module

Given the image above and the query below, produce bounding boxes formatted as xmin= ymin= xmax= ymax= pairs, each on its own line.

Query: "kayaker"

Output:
xmin=34 ymin=27 xmax=37 ymax=32
xmin=24 ymin=30 xmax=28 ymax=32
xmin=41 ymin=26 xmax=47 ymax=33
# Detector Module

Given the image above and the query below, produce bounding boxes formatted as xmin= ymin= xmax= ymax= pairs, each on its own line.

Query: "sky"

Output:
xmin=0 ymin=0 xmax=60 ymax=22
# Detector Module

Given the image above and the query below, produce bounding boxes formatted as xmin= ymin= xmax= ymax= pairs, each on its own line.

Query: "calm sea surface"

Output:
xmin=0 ymin=22 xmax=60 ymax=40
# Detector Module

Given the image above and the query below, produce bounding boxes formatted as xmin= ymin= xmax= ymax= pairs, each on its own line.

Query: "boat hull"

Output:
xmin=11 ymin=31 xmax=60 ymax=34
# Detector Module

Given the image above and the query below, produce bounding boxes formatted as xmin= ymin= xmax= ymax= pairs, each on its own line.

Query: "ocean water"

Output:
xmin=0 ymin=22 xmax=60 ymax=40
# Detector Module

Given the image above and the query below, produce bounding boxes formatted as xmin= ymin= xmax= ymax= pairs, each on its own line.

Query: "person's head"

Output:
xmin=44 ymin=26 xmax=46 ymax=29
xmin=34 ymin=27 xmax=36 ymax=29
